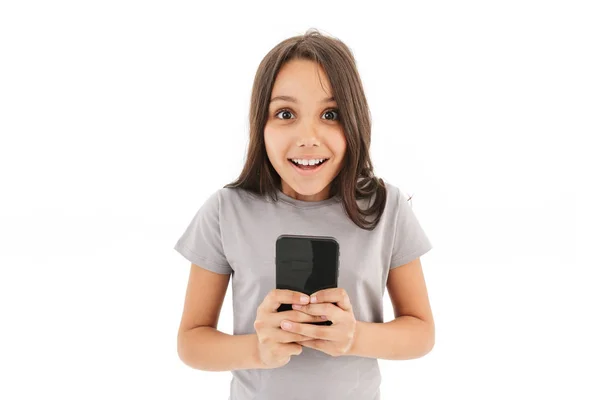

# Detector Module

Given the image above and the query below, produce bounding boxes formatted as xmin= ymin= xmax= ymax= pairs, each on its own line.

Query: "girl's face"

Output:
xmin=264 ymin=59 xmax=347 ymax=202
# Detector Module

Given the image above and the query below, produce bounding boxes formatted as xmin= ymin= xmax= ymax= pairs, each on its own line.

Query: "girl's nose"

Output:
xmin=296 ymin=123 xmax=320 ymax=147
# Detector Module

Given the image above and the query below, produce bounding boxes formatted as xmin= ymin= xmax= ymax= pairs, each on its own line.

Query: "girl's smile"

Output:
xmin=288 ymin=157 xmax=330 ymax=175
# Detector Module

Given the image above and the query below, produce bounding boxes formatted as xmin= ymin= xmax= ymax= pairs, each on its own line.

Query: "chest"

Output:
xmin=220 ymin=204 xmax=393 ymax=321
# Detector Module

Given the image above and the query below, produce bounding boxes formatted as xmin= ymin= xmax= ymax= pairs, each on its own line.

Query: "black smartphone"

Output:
xmin=275 ymin=234 xmax=339 ymax=326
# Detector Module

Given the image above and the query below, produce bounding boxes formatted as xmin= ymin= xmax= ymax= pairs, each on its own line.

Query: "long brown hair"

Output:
xmin=224 ymin=28 xmax=387 ymax=230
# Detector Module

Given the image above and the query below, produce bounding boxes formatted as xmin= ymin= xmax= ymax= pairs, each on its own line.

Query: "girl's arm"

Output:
xmin=177 ymin=263 xmax=264 ymax=371
xmin=349 ymin=316 xmax=434 ymax=360
xmin=178 ymin=327 xmax=264 ymax=371
xmin=350 ymin=257 xmax=435 ymax=360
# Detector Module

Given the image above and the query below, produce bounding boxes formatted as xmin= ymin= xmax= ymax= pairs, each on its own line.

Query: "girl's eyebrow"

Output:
xmin=269 ymin=95 xmax=335 ymax=104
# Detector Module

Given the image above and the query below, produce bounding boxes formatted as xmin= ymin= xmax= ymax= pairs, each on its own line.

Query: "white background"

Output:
xmin=1 ymin=1 xmax=599 ymax=399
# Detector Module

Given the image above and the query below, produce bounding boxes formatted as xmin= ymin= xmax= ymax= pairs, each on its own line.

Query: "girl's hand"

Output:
xmin=282 ymin=288 xmax=357 ymax=357
xmin=254 ymin=289 xmax=325 ymax=369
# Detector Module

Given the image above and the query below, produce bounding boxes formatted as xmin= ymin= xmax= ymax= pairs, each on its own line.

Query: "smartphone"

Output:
xmin=275 ymin=234 xmax=339 ymax=326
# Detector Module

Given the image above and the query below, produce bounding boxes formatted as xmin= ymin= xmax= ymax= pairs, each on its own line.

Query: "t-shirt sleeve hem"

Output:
xmin=389 ymin=244 xmax=433 ymax=270
xmin=174 ymin=242 xmax=232 ymax=275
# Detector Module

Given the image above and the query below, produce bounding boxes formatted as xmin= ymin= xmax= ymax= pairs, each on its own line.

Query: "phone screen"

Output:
xmin=276 ymin=235 xmax=339 ymax=324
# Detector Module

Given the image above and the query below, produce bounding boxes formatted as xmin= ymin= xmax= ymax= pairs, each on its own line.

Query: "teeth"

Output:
xmin=291 ymin=158 xmax=326 ymax=166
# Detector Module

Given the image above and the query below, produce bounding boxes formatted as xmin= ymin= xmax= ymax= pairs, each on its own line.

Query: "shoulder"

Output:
xmin=205 ymin=186 xmax=262 ymax=211
xmin=379 ymin=178 xmax=405 ymax=206
xmin=190 ymin=187 xmax=241 ymax=214
xmin=352 ymin=176 xmax=404 ymax=215
xmin=378 ymin=178 xmax=415 ymax=219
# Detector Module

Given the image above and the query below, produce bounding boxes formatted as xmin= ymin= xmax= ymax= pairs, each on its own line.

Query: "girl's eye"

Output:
xmin=275 ymin=109 xmax=294 ymax=120
xmin=273 ymin=108 xmax=340 ymax=121
xmin=323 ymin=109 xmax=339 ymax=121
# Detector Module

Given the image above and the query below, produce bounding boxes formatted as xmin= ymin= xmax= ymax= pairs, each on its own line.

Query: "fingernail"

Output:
xmin=321 ymin=315 xmax=328 ymax=320
xmin=282 ymin=321 xmax=292 ymax=329
xmin=300 ymin=295 xmax=309 ymax=304
xmin=311 ymin=295 xmax=317 ymax=303
xmin=292 ymin=304 xmax=302 ymax=310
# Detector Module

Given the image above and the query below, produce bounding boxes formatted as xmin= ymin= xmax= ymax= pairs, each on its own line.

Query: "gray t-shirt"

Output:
xmin=174 ymin=180 xmax=433 ymax=400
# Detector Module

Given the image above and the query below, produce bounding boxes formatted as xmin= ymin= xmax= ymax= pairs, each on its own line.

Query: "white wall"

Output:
xmin=1 ymin=1 xmax=598 ymax=398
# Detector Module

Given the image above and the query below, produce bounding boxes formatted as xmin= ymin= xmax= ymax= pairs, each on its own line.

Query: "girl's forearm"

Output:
xmin=349 ymin=316 xmax=435 ymax=360
xmin=178 ymin=326 xmax=264 ymax=371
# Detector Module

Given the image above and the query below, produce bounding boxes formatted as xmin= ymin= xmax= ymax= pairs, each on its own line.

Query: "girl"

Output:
xmin=174 ymin=29 xmax=434 ymax=400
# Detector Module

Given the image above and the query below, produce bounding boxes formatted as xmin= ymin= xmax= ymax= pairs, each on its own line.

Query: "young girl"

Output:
xmin=174 ymin=29 xmax=434 ymax=400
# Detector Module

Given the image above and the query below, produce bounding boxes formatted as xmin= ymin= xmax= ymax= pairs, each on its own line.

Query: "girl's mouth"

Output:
xmin=288 ymin=158 xmax=329 ymax=175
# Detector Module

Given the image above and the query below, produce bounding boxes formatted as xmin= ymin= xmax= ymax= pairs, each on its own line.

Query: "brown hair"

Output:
xmin=224 ymin=28 xmax=387 ymax=230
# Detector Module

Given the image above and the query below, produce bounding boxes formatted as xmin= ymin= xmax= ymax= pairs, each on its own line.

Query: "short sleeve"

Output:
xmin=389 ymin=187 xmax=433 ymax=269
xmin=173 ymin=190 xmax=233 ymax=275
